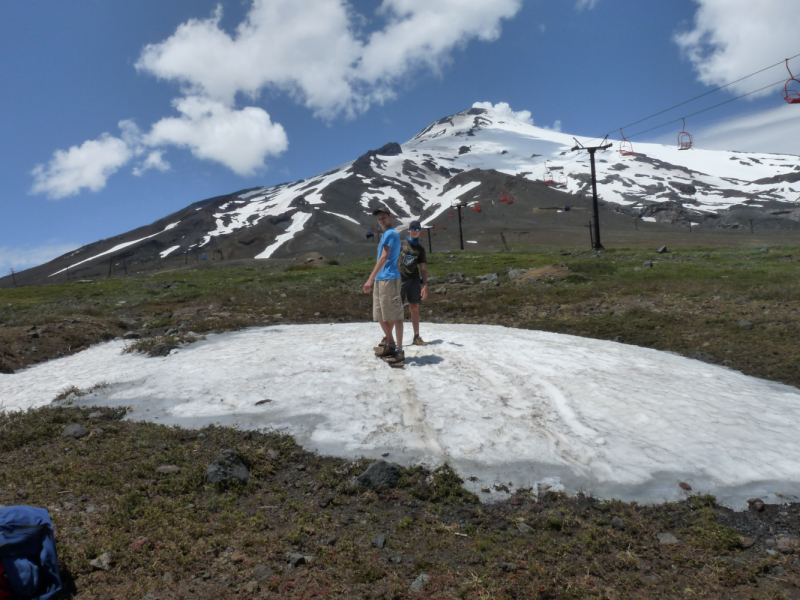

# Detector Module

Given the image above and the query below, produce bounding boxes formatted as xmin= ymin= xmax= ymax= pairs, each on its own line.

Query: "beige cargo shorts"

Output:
xmin=373 ymin=278 xmax=403 ymax=322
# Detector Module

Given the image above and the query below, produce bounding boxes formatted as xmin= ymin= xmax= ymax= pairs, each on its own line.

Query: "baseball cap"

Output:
xmin=409 ymin=220 xmax=421 ymax=229
xmin=372 ymin=206 xmax=392 ymax=216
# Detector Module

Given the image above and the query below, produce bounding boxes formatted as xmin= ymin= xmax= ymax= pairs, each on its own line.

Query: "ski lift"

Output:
xmin=433 ymin=224 xmax=438 ymax=229
xmin=443 ymin=226 xmax=448 ymax=230
xmin=448 ymin=212 xmax=455 ymax=218
xmin=678 ymin=118 xmax=693 ymax=151
xmin=472 ymin=202 xmax=483 ymax=213
xmin=499 ymin=188 xmax=510 ymax=202
xmin=783 ymin=58 xmax=800 ymax=104
xmin=557 ymin=173 xmax=567 ymax=188
xmin=619 ymin=128 xmax=634 ymax=156
xmin=542 ymin=161 xmax=554 ymax=185
xmin=506 ymin=194 xmax=515 ymax=205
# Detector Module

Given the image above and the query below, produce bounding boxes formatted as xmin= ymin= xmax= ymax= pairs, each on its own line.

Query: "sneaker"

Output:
xmin=383 ymin=349 xmax=405 ymax=364
xmin=387 ymin=360 xmax=405 ymax=369
xmin=412 ymin=335 xmax=428 ymax=346
xmin=373 ymin=336 xmax=388 ymax=352
xmin=375 ymin=345 xmax=396 ymax=358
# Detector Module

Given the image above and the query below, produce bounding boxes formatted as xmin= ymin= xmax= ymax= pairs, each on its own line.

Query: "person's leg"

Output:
xmin=393 ymin=319 xmax=404 ymax=350
xmin=409 ymin=303 xmax=420 ymax=337
xmin=379 ymin=320 xmax=395 ymax=345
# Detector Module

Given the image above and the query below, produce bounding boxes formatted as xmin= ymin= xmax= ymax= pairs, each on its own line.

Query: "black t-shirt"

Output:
xmin=399 ymin=239 xmax=427 ymax=280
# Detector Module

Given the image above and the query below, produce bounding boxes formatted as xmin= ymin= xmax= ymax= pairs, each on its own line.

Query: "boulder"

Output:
xmin=356 ymin=460 xmax=401 ymax=490
xmin=206 ymin=449 xmax=249 ymax=485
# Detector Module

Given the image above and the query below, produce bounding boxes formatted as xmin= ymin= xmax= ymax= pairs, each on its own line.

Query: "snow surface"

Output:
xmin=3 ymin=322 xmax=800 ymax=508
xmin=254 ymin=212 xmax=312 ymax=259
xmin=50 ymin=222 xmax=180 ymax=277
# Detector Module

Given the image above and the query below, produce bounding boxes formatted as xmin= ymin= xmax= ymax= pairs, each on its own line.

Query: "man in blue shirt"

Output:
xmin=363 ymin=206 xmax=404 ymax=367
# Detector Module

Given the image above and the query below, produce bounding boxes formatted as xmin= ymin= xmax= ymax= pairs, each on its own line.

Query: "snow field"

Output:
xmin=2 ymin=323 xmax=800 ymax=508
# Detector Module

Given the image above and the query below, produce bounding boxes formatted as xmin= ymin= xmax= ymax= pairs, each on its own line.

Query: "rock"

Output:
xmin=287 ymin=554 xmax=309 ymax=568
xmin=88 ymin=428 xmax=105 ymax=439
xmin=679 ymin=482 xmax=692 ymax=491
xmin=123 ymin=331 xmax=141 ymax=340
xmin=765 ymin=538 xmax=777 ymax=548
xmin=507 ymin=269 xmax=526 ymax=278
xmin=243 ymin=581 xmax=258 ymax=594
xmin=611 ymin=517 xmax=625 ymax=531
xmin=252 ymin=564 xmax=274 ymax=581
xmin=643 ymin=261 xmax=654 ymax=268
xmin=89 ymin=552 xmax=114 ymax=570
xmin=499 ymin=563 xmax=518 ymax=573
xmin=165 ymin=328 xmax=176 ymax=336
xmin=657 ymin=532 xmax=680 ymax=545
xmin=771 ymin=565 xmax=786 ymax=576
xmin=148 ymin=342 xmax=176 ymax=357
xmin=62 ymin=424 xmax=89 ymax=439
xmin=388 ymin=555 xmax=402 ymax=564
xmin=156 ymin=465 xmax=181 ymax=475
xmin=656 ymin=246 xmax=668 ymax=253
xmin=516 ymin=522 xmax=533 ymax=533
xmin=372 ymin=535 xmax=387 ymax=548
xmin=410 ymin=573 xmax=430 ymax=591
xmin=739 ymin=319 xmax=754 ymax=330
xmin=612 ymin=335 xmax=625 ymax=343
xmin=482 ymin=273 xmax=498 ymax=281
xmin=206 ymin=449 xmax=250 ymax=485
xmin=739 ymin=537 xmax=755 ymax=548
xmin=88 ymin=411 xmax=104 ymax=419
xmin=776 ymin=537 xmax=799 ymax=554
xmin=356 ymin=460 xmax=401 ymax=490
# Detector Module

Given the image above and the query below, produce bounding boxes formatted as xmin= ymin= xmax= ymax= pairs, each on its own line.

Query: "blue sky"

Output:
xmin=2 ymin=0 xmax=799 ymax=271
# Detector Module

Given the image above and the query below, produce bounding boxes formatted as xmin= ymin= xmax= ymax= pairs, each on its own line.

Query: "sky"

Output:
xmin=2 ymin=0 xmax=799 ymax=272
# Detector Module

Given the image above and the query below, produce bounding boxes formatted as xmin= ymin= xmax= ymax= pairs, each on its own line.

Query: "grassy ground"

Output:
xmin=2 ymin=245 xmax=800 ymax=598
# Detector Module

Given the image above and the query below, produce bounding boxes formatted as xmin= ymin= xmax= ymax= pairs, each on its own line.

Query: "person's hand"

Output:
xmin=421 ymin=285 xmax=428 ymax=301
xmin=363 ymin=280 xmax=373 ymax=293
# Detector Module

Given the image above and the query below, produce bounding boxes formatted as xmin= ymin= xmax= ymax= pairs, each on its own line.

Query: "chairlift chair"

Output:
xmin=499 ymin=188 xmax=510 ymax=202
xmin=506 ymin=195 xmax=515 ymax=205
xmin=678 ymin=118 xmax=693 ymax=151
xmin=619 ymin=128 xmax=634 ymax=156
xmin=557 ymin=173 xmax=567 ymax=188
xmin=542 ymin=161 xmax=554 ymax=185
xmin=472 ymin=202 xmax=483 ymax=213
xmin=783 ymin=58 xmax=800 ymax=104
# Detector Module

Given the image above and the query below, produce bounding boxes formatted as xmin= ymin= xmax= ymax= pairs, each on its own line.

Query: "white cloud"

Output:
xmin=132 ymin=151 xmax=171 ymax=177
xmin=137 ymin=0 xmax=523 ymax=117
xmin=0 ymin=242 xmax=82 ymax=271
xmin=30 ymin=128 xmax=134 ymax=199
xmin=688 ymin=105 xmax=800 ymax=155
xmin=674 ymin=0 xmax=800 ymax=98
xmin=575 ymin=0 xmax=599 ymax=10
xmin=472 ymin=101 xmax=533 ymax=124
xmin=145 ymin=96 xmax=288 ymax=176
xmin=544 ymin=119 xmax=562 ymax=133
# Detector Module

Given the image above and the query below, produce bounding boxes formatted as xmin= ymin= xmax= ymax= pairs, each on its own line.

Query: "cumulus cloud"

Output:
xmin=137 ymin=0 xmax=523 ymax=117
xmin=132 ymin=151 xmax=171 ymax=177
xmin=0 ymin=242 xmax=82 ymax=271
xmin=145 ymin=96 xmax=288 ymax=176
xmin=544 ymin=119 xmax=562 ymax=132
xmin=472 ymin=101 xmax=533 ymax=124
xmin=30 ymin=129 xmax=133 ymax=199
xmin=674 ymin=0 xmax=800 ymax=97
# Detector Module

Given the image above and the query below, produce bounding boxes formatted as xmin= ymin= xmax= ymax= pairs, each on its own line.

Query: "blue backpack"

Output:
xmin=0 ymin=507 xmax=62 ymax=600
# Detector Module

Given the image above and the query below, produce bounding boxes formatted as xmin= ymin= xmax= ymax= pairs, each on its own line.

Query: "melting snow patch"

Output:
xmin=3 ymin=323 xmax=799 ymax=508
xmin=254 ymin=212 xmax=312 ymax=259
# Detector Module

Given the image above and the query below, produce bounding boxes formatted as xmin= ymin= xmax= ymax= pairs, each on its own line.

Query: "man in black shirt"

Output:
xmin=399 ymin=220 xmax=429 ymax=346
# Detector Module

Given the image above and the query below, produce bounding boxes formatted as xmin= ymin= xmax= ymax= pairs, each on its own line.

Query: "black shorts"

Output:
xmin=401 ymin=278 xmax=422 ymax=304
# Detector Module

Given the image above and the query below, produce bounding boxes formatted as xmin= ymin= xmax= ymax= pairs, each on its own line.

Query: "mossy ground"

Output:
xmin=2 ymin=246 xmax=800 ymax=598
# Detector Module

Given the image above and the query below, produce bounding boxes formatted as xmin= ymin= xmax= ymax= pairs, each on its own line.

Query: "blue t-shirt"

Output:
xmin=375 ymin=228 xmax=401 ymax=281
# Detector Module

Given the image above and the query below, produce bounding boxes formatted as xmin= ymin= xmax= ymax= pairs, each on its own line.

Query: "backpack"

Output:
xmin=0 ymin=507 xmax=62 ymax=600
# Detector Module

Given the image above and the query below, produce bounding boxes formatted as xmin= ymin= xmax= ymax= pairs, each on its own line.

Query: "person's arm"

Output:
xmin=420 ymin=262 xmax=428 ymax=301
xmin=364 ymin=246 xmax=390 ymax=293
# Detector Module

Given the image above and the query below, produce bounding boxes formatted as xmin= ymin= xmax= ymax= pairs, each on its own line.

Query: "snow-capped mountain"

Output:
xmin=6 ymin=107 xmax=800 ymax=286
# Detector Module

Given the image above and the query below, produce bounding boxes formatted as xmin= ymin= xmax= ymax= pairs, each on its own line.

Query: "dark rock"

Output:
xmin=657 ymin=246 xmax=668 ymax=253
xmin=643 ymin=260 xmax=654 ymax=268
xmin=62 ymin=424 xmax=89 ymax=439
xmin=611 ymin=517 xmax=625 ymax=531
xmin=739 ymin=319 xmax=754 ymax=330
xmin=124 ymin=331 xmax=141 ymax=340
xmin=500 ymin=562 xmax=518 ymax=573
xmin=375 ymin=142 xmax=402 ymax=156
xmin=612 ymin=335 xmax=625 ymax=343
xmin=371 ymin=535 xmax=387 ymax=548
xmin=148 ymin=342 xmax=178 ymax=357
xmin=771 ymin=565 xmax=786 ymax=576
xmin=739 ymin=536 xmax=755 ymax=548
xmin=356 ymin=460 xmax=401 ymax=490
xmin=252 ymin=564 xmax=274 ymax=581
xmin=205 ymin=449 xmax=249 ymax=485
xmin=287 ymin=554 xmax=309 ymax=568
xmin=679 ymin=482 xmax=692 ymax=491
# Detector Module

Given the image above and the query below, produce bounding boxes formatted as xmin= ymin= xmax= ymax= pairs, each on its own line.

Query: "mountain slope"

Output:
xmin=6 ymin=107 xmax=800 ymax=286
